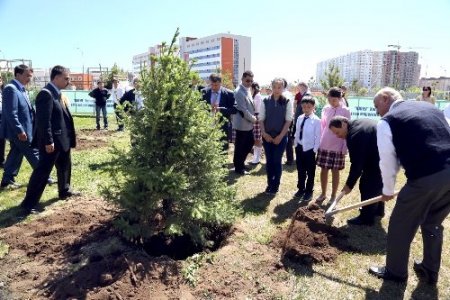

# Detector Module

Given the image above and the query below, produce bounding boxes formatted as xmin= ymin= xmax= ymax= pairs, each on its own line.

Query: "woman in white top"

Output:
xmin=250 ymin=82 xmax=263 ymax=164
xmin=416 ymin=86 xmax=436 ymax=105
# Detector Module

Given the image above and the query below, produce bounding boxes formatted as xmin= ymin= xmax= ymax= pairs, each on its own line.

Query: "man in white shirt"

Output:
xmin=368 ymin=87 xmax=450 ymax=284
xmin=110 ymin=78 xmax=124 ymax=131
xmin=293 ymin=96 xmax=321 ymax=201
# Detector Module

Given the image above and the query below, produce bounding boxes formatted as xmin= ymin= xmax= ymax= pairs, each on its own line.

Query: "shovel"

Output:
xmin=325 ymin=191 xmax=399 ymax=222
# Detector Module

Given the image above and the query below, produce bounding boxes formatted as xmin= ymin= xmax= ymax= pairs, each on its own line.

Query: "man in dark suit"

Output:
xmin=20 ymin=65 xmax=79 ymax=214
xmin=329 ymin=116 xmax=384 ymax=225
xmin=202 ymin=73 xmax=236 ymax=151
xmin=0 ymin=65 xmax=40 ymax=189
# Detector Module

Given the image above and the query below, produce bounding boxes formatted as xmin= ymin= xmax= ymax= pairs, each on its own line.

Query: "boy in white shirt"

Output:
xmin=294 ymin=96 xmax=321 ymax=202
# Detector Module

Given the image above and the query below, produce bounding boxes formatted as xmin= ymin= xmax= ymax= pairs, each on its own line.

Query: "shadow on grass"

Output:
xmin=365 ymin=280 xmax=407 ymax=299
xmin=410 ymin=281 xmax=438 ymax=300
xmin=241 ymin=192 xmax=275 ymax=215
xmin=271 ymin=196 xmax=305 ymax=224
xmin=339 ymin=221 xmax=387 ymax=255
xmin=88 ymin=161 xmax=113 ymax=171
xmin=0 ymin=197 xmax=60 ymax=229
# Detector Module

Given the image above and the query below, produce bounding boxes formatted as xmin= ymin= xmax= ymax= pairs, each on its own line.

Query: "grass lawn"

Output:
xmin=0 ymin=115 xmax=448 ymax=299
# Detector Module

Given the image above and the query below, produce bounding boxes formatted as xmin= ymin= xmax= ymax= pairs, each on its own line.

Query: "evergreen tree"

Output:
xmin=320 ymin=65 xmax=344 ymax=92
xmin=104 ymin=29 xmax=238 ymax=247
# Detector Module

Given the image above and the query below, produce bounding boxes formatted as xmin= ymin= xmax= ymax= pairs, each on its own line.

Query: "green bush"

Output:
xmin=104 ymin=29 xmax=238 ymax=247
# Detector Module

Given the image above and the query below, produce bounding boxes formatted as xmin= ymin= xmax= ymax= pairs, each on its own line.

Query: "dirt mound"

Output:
xmin=273 ymin=203 xmax=349 ymax=264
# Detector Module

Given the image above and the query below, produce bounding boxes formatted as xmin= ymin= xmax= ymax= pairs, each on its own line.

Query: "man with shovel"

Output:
xmin=368 ymin=87 xmax=450 ymax=284
xmin=329 ymin=116 xmax=384 ymax=225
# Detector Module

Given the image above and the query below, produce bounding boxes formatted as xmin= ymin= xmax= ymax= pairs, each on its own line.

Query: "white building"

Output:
xmin=132 ymin=45 xmax=164 ymax=75
xmin=316 ymin=50 xmax=420 ymax=90
xmin=179 ymin=33 xmax=251 ymax=86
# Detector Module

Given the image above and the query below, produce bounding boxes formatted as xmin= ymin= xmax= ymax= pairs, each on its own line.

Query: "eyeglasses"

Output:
xmin=422 ymin=88 xmax=430 ymax=91
xmin=244 ymin=79 xmax=253 ymax=83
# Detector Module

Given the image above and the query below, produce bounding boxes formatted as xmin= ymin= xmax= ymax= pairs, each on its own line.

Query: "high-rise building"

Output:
xmin=419 ymin=76 xmax=450 ymax=91
xmin=316 ymin=50 xmax=420 ymax=90
xmin=132 ymin=45 xmax=165 ymax=75
xmin=179 ymin=33 xmax=251 ymax=86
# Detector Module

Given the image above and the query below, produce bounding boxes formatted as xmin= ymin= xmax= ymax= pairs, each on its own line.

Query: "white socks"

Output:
xmin=252 ymin=146 xmax=262 ymax=163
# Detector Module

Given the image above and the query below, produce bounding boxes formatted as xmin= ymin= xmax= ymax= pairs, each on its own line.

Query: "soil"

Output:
xmin=272 ymin=203 xmax=351 ymax=264
xmin=0 ymin=198 xmax=292 ymax=299
xmin=75 ymin=129 xmax=114 ymax=151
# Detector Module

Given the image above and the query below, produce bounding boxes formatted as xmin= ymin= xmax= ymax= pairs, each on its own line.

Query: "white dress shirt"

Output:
xmin=110 ymin=86 xmax=124 ymax=104
xmin=294 ymin=113 xmax=321 ymax=152
xmin=376 ymin=100 xmax=404 ymax=195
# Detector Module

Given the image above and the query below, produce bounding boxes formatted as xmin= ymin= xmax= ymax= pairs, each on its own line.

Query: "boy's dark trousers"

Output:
xmin=295 ymin=144 xmax=316 ymax=193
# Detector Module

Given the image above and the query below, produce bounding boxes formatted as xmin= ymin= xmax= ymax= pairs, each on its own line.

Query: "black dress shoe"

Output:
xmin=47 ymin=178 xmax=57 ymax=185
xmin=234 ymin=169 xmax=250 ymax=175
xmin=369 ymin=266 xmax=407 ymax=283
xmin=294 ymin=190 xmax=305 ymax=198
xmin=59 ymin=190 xmax=81 ymax=200
xmin=302 ymin=192 xmax=313 ymax=202
xmin=347 ymin=215 xmax=375 ymax=226
xmin=413 ymin=260 xmax=438 ymax=284
xmin=1 ymin=180 xmax=22 ymax=190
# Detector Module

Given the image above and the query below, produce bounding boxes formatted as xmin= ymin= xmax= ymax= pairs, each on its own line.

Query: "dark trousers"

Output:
xmin=263 ymin=136 xmax=288 ymax=190
xmin=0 ymin=138 xmax=5 ymax=164
xmin=295 ymin=145 xmax=316 ymax=193
xmin=21 ymin=147 xmax=72 ymax=209
xmin=114 ymin=103 xmax=124 ymax=129
xmin=0 ymin=114 xmax=5 ymax=164
xmin=233 ymin=129 xmax=254 ymax=172
xmin=285 ymin=129 xmax=294 ymax=163
xmin=1 ymin=137 xmax=39 ymax=184
xmin=386 ymin=166 xmax=450 ymax=278
xmin=359 ymin=172 xmax=384 ymax=221
xmin=95 ymin=104 xmax=108 ymax=129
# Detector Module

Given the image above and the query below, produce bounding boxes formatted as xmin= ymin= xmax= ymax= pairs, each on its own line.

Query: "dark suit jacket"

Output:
xmin=345 ymin=119 xmax=382 ymax=195
xmin=202 ymin=87 xmax=236 ymax=134
xmin=202 ymin=87 xmax=236 ymax=120
xmin=119 ymin=88 xmax=136 ymax=112
xmin=33 ymin=83 xmax=76 ymax=152
xmin=0 ymin=80 xmax=35 ymax=140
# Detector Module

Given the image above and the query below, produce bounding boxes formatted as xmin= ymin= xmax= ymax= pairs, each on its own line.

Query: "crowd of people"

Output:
xmin=0 ymin=66 xmax=449 ymax=285
xmin=202 ymin=71 xmax=450 ymax=285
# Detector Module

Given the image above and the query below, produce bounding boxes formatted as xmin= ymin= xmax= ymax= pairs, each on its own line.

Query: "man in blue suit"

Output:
xmin=0 ymin=65 xmax=40 ymax=189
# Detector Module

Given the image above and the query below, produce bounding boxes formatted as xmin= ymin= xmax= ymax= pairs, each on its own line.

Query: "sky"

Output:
xmin=0 ymin=0 xmax=449 ymax=85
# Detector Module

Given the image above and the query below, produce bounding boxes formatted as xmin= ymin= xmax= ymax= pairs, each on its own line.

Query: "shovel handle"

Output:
xmin=324 ymin=191 xmax=346 ymax=216
xmin=325 ymin=191 xmax=399 ymax=217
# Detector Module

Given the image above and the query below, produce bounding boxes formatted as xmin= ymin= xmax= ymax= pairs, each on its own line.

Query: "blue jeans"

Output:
xmin=263 ymin=135 xmax=288 ymax=191
xmin=1 ymin=136 xmax=39 ymax=184
xmin=95 ymin=105 xmax=108 ymax=129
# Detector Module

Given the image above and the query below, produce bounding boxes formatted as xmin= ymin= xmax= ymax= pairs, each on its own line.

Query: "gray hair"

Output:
xmin=374 ymin=87 xmax=403 ymax=102
xmin=271 ymin=77 xmax=285 ymax=87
